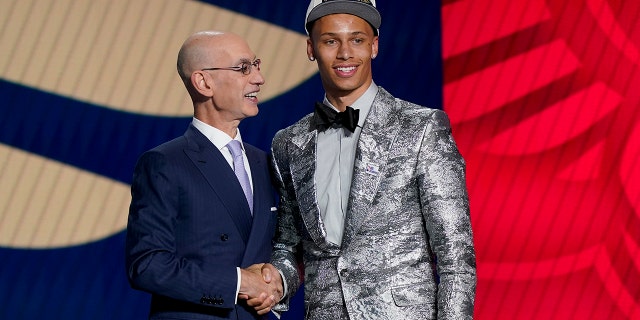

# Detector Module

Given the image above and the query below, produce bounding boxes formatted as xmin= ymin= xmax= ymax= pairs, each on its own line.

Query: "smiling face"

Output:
xmin=308 ymin=13 xmax=378 ymax=108
xmin=204 ymin=35 xmax=265 ymax=122
xmin=179 ymin=32 xmax=265 ymax=134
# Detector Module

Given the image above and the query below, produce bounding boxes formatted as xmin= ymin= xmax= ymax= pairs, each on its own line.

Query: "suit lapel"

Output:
xmin=183 ymin=126 xmax=253 ymax=243
xmin=341 ymin=88 xmax=401 ymax=251
xmin=289 ymin=120 xmax=337 ymax=251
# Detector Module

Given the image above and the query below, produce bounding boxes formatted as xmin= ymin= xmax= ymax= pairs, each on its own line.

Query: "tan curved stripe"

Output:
xmin=0 ymin=143 xmax=130 ymax=248
xmin=0 ymin=0 xmax=316 ymax=116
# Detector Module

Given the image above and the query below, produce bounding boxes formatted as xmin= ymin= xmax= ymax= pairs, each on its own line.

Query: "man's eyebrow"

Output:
xmin=234 ymin=57 xmax=257 ymax=64
xmin=319 ymin=31 xmax=368 ymax=37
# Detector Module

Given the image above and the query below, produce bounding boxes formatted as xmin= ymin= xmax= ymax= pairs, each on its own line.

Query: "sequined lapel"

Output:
xmin=289 ymin=125 xmax=337 ymax=251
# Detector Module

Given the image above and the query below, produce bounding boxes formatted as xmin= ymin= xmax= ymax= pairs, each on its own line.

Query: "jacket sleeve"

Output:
xmin=418 ymin=110 xmax=477 ymax=319
xmin=269 ymin=132 xmax=303 ymax=312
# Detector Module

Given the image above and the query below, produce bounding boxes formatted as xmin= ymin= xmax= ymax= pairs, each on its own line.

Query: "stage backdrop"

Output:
xmin=0 ymin=0 xmax=638 ymax=319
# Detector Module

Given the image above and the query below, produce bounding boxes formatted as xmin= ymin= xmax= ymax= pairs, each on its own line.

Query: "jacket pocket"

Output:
xmin=391 ymin=282 xmax=436 ymax=307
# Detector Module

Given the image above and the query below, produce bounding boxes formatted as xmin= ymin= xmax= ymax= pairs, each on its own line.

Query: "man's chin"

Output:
xmin=244 ymin=106 xmax=260 ymax=118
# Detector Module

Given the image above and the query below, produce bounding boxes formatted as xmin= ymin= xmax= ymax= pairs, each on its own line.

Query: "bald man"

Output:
xmin=126 ymin=31 xmax=282 ymax=320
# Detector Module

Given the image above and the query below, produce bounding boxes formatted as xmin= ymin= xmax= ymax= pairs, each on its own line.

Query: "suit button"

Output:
xmin=340 ymin=269 xmax=348 ymax=278
xmin=220 ymin=234 xmax=229 ymax=241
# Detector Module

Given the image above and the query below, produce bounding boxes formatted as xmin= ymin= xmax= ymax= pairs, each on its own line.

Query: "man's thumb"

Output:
xmin=262 ymin=267 xmax=272 ymax=282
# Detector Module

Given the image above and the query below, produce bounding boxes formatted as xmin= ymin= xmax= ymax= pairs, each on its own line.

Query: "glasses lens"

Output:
xmin=240 ymin=62 xmax=251 ymax=75
xmin=237 ymin=59 xmax=260 ymax=75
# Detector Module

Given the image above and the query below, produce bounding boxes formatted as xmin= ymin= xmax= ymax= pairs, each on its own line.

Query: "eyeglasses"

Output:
xmin=201 ymin=59 xmax=261 ymax=75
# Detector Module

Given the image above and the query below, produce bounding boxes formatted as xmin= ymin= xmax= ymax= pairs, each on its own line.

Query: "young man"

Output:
xmin=126 ymin=31 xmax=282 ymax=319
xmin=268 ymin=1 xmax=476 ymax=319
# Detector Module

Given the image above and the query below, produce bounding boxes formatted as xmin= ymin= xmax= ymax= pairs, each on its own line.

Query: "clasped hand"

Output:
xmin=238 ymin=263 xmax=283 ymax=315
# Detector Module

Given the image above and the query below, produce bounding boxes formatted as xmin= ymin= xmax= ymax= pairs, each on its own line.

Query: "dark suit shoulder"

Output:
xmin=148 ymin=135 xmax=188 ymax=154
xmin=144 ymin=125 xmax=213 ymax=157
xmin=134 ymin=126 xmax=206 ymax=170
xmin=131 ymin=137 xmax=187 ymax=171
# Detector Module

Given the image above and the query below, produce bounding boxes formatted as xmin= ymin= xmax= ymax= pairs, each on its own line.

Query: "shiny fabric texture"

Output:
xmin=270 ymin=88 xmax=476 ymax=320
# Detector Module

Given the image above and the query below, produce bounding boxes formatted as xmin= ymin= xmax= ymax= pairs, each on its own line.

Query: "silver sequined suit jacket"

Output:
xmin=270 ymin=88 xmax=476 ymax=320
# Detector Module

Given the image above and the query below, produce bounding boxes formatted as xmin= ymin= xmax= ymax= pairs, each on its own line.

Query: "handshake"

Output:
xmin=238 ymin=263 xmax=283 ymax=315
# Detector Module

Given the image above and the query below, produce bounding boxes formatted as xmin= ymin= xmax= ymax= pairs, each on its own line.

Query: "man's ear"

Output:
xmin=307 ymin=38 xmax=315 ymax=62
xmin=371 ymin=36 xmax=379 ymax=59
xmin=191 ymin=71 xmax=214 ymax=97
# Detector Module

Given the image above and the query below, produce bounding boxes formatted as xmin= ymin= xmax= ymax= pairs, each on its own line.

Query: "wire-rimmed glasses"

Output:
xmin=201 ymin=59 xmax=261 ymax=75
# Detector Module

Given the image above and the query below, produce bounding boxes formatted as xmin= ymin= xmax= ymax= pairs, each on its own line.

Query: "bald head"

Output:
xmin=176 ymin=31 xmax=248 ymax=82
xmin=174 ymin=30 xmax=264 ymax=134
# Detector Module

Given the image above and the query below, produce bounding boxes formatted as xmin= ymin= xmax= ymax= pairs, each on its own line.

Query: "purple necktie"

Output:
xmin=227 ymin=140 xmax=253 ymax=213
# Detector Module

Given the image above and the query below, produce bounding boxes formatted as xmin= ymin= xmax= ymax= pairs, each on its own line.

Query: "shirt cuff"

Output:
xmin=235 ymin=267 xmax=240 ymax=304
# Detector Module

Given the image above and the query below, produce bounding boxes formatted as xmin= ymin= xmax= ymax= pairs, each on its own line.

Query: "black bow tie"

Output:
xmin=313 ymin=102 xmax=360 ymax=133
